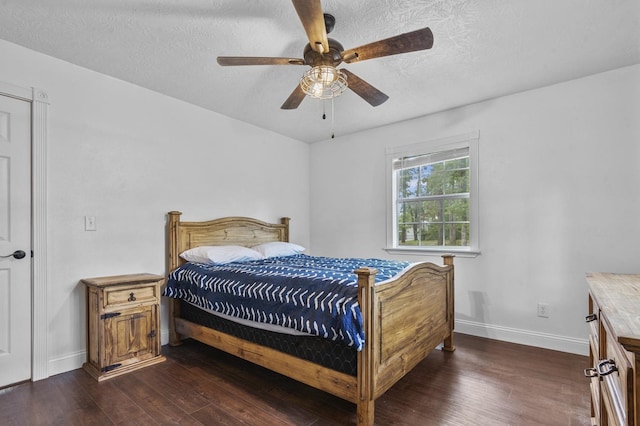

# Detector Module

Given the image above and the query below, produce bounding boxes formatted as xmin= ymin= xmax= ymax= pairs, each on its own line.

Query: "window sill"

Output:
xmin=384 ymin=247 xmax=481 ymax=258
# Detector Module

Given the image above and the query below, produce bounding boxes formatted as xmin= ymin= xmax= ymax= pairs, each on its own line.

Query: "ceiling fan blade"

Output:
xmin=291 ymin=0 xmax=329 ymax=54
xmin=281 ymin=84 xmax=306 ymax=110
xmin=217 ymin=57 xmax=306 ymax=66
xmin=341 ymin=27 xmax=434 ymax=63
xmin=341 ymin=69 xmax=389 ymax=107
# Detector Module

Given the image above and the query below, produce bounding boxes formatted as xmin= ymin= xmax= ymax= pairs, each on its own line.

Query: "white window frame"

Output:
xmin=385 ymin=131 xmax=480 ymax=256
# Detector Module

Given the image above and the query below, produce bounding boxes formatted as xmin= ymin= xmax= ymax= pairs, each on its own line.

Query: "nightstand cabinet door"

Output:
xmin=82 ymin=273 xmax=166 ymax=381
xmin=104 ymin=305 xmax=158 ymax=367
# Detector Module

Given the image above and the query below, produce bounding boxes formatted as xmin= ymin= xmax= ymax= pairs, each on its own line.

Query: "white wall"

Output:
xmin=310 ymin=64 xmax=640 ymax=355
xmin=0 ymin=39 xmax=310 ymax=375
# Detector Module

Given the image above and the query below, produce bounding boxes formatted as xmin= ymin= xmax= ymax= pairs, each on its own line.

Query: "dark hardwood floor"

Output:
xmin=0 ymin=333 xmax=590 ymax=425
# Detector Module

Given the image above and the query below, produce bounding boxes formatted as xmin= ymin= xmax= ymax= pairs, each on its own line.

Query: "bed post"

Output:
xmin=168 ymin=211 xmax=183 ymax=346
xmin=355 ymin=266 xmax=378 ymax=426
xmin=280 ymin=217 xmax=290 ymax=242
xmin=441 ymin=254 xmax=456 ymax=352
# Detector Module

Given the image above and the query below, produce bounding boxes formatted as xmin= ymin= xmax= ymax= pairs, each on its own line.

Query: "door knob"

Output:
xmin=1 ymin=250 xmax=27 ymax=259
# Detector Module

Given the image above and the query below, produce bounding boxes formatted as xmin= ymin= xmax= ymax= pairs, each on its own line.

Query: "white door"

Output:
xmin=0 ymin=94 xmax=32 ymax=387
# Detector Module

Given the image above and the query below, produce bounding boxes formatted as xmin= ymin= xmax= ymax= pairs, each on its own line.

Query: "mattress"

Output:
xmin=164 ymin=254 xmax=411 ymax=351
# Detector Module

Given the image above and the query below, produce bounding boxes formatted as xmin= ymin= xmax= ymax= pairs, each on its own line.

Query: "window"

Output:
xmin=386 ymin=132 xmax=479 ymax=255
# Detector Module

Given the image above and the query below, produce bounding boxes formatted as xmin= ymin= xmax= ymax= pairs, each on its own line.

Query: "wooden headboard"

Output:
xmin=167 ymin=211 xmax=290 ymax=272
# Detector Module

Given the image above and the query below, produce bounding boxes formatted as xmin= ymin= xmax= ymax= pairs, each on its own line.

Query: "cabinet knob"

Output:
xmin=148 ymin=330 xmax=157 ymax=338
xmin=585 ymin=313 xmax=597 ymax=322
xmin=128 ymin=292 xmax=136 ymax=302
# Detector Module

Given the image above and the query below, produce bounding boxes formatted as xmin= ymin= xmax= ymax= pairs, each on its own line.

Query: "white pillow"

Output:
xmin=251 ymin=241 xmax=305 ymax=258
xmin=180 ymin=245 xmax=264 ymax=264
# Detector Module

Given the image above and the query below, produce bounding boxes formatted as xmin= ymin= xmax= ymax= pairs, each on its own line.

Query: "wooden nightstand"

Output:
xmin=82 ymin=273 xmax=166 ymax=381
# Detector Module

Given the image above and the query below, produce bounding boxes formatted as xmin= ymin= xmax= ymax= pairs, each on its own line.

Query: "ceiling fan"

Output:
xmin=217 ymin=0 xmax=434 ymax=110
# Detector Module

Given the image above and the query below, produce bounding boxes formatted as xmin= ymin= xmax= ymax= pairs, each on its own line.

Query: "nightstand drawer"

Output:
xmin=104 ymin=284 xmax=158 ymax=308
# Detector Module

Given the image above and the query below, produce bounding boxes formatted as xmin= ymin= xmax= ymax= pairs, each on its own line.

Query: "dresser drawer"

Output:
xmin=601 ymin=320 xmax=633 ymax=426
xmin=104 ymin=283 xmax=159 ymax=309
xmin=589 ymin=337 xmax=601 ymax=422
xmin=587 ymin=293 xmax=599 ymax=350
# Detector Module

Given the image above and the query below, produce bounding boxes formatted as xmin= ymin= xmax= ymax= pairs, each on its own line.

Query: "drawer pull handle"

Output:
xmin=585 ymin=313 xmax=597 ymax=322
xmin=128 ymin=292 xmax=136 ymax=302
xmin=596 ymin=359 xmax=618 ymax=377
xmin=583 ymin=368 xmax=598 ymax=378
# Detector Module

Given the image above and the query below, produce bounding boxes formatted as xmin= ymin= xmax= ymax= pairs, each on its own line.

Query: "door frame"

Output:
xmin=0 ymin=80 xmax=49 ymax=381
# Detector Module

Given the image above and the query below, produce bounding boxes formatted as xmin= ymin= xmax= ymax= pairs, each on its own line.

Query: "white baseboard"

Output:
xmin=44 ymin=330 xmax=171 ymax=379
xmin=455 ymin=319 xmax=589 ymax=356
xmin=47 ymin=350 xmax=86 ymax=377
xmin=161 ymin=328 xmax=170 ymax=346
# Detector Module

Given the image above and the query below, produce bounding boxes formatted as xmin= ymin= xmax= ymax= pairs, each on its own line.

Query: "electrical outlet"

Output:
xmin=537 ymin=303 xmax=549 ymax=318
xmin=85 ymin=216 xmax=97 ymax=231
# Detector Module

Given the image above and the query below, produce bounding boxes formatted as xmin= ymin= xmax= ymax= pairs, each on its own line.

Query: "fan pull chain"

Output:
xmin=319 ymin=99 xmax=336 ymax=139
xmin=331 ymin=97 xmax=335 ymax=139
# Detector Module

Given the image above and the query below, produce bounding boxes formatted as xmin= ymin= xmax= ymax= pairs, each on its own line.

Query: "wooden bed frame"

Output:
xmin=166 ymin=211 xmax=455 ymax=425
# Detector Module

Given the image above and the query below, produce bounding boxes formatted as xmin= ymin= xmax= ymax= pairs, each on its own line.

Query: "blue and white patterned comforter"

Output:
xmin=163 ymin=254 xmax=410 ymax=351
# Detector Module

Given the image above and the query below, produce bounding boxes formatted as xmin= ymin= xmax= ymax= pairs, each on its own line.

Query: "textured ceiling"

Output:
xmin=1 ymin=0 xmax=639 ymax=143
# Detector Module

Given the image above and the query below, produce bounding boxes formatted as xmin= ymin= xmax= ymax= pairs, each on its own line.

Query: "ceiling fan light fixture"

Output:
xmin=300 ymin=65 xmax=348 ymax=99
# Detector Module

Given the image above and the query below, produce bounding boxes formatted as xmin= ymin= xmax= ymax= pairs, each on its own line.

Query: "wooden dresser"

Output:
xmin=82 ymin=273 xmax=166 ymax=381
xmin=585 ymin=273 xmax=640 ymax=426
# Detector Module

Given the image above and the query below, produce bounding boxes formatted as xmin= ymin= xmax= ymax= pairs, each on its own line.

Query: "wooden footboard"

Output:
xmin=165 ymin=212 xmax=455 ymax=426
xmin=356 ymin=256 xmax=454 ymax=424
